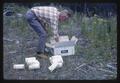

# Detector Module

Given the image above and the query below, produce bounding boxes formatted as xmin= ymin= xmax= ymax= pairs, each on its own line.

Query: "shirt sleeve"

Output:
xmin=50 ymin=16 xmax=59 ymax=39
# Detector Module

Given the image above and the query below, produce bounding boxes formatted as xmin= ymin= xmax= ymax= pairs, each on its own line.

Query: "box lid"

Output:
xmin=46 ymin=35 xmax=78 ymax=48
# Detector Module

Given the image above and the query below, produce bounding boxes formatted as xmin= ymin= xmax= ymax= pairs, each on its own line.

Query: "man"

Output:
xmin=25 ymin=6 xmax=72 ymax=59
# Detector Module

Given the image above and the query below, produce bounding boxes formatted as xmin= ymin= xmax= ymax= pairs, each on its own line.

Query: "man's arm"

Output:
xmin=50 ymin=19 xmax=59 ymax=42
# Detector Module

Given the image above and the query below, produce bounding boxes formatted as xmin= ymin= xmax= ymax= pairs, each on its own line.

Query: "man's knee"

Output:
xmin=40 ymin=30 xmax=47 ymax=37
xmin=42 ymin=31 xmax=47 ymax=37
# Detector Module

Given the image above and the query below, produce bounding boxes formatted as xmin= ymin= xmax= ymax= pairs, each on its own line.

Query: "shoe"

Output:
xmin=44 ymin=47 xmax=52 ymax=55
xmin=37 ymin=51 xmax=42 ymax=55
xmin=36 ymin=53 xmax=48 ymax=59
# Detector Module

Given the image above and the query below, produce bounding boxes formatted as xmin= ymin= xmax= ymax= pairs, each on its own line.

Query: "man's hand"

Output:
xmin=54 ymin=35 xmax=59 ymax=42
xmin=55 ymin=37 xmax=59 ymax=42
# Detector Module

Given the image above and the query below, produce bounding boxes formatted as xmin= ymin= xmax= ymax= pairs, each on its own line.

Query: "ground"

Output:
xmin=3 ymin=23 xmax=117 ymax=80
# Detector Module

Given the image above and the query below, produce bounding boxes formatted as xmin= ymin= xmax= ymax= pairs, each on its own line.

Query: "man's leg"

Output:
xmin=25 ymin=10 xmax=47 ymax=54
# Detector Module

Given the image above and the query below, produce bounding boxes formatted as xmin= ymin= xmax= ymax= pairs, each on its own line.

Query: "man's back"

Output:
xmin=31 ymin=6 xmax=60 ymax=19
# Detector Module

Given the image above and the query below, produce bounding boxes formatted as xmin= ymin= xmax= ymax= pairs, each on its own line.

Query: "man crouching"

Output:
xmin=25 ymin=6 xmax=72 ymax=59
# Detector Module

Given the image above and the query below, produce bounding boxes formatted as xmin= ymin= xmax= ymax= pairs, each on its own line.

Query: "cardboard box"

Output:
xmin=46 ymin=35 xmax=78 ymax=56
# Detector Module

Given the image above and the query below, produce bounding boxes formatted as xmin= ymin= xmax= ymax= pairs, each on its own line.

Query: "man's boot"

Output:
xmin=36 ymin=52 xmax=48 ymax=59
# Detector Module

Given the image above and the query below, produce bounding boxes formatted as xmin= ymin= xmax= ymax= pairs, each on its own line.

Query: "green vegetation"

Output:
xmin=3 ymin=4 xmax=117 ymax=62
xmin=77 ymin=15 xmax=116 ymax=62
xmin=59 ymin=9 xmax=117 ymax=62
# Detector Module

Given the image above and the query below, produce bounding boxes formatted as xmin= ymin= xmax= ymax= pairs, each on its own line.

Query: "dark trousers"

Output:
xmin=25 ymin=10 xmax=47 ymax=53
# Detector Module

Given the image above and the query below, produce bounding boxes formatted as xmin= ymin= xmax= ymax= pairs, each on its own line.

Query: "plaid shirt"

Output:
xmin=31 ymin=6 xmax=60 ymax=38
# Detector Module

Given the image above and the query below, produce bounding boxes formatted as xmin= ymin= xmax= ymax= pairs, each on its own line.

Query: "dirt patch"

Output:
xmin=3 ymin=26 xmax=117 ymax=80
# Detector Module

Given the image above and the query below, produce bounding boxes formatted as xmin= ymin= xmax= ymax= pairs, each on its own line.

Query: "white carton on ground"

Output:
xmin=49 ymin=55 xmax=63 ymax=64
xmin=48 ymin=63 xmax=58 ymax=72
xmin=25 ymin=59 xmax=39 ymax=65
xmin=25 ymin=57 xmax=37 ymax=65
xmin=57 ymin=62 xmax=63 ymax=68
xmin=46 ymin=35 xmax=78 ymax=56
xmin=13 ymin=64 xmax=25 ymax=69
xmin=25 ymin=57 xmax=40 ymax=69
xmin=48 ymin=55 xmax=63 ymax=72
xmin=28 ymin=62 xmax=40 ymax=69
xmin=25 ymin=57 xmax=36 ymax=62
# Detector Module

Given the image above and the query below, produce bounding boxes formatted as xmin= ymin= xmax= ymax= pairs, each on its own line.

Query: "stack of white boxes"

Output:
xmin=25 ymin=57 xmax=40 ymax=69
xmin=48 ymin=55 xmax=63 ymax=72
xmin=13 ymin=57 xmax=40 ymax=70
xmin=13 ymin=35 xmax=78 ymax=72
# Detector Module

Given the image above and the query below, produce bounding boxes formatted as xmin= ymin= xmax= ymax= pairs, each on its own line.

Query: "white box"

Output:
xmin=48 ymin=55 xmax=63 ymax=72
xmin=25 ymin=57 xmax=36 ymax=62
xmin=13 ymin=64 xmax=25 ymax=69
xmin=25 ymin=57 xmax=37 ymax=65
xmin=28 ymin=63 xmax=40 ymax=69
xmin=49 ymin=55 xmax=63 ymax=64
xmin=54 ymin=46 xmax=75 ymax=56
xmin=25 ymin=57 xmax=40 ymax=70
xmin=46 ymin=35 xmax=78 ymax=56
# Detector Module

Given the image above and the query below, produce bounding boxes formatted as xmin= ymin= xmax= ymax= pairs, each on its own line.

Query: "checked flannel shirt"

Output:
xmin=31 ymin=6 xmax=60 ymax=38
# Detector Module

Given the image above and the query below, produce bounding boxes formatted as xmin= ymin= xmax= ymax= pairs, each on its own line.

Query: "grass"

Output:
xmin=3 ymin=4 xmax=117 ymax=62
